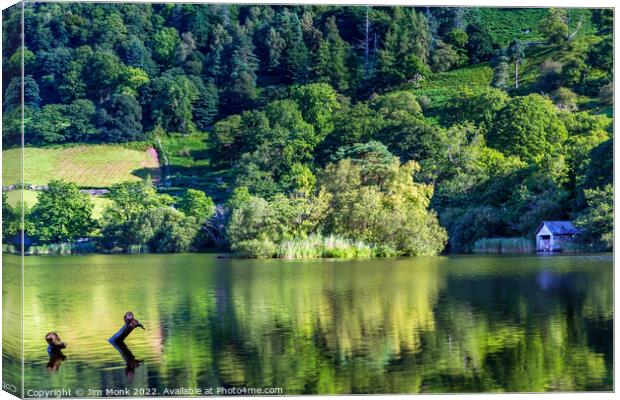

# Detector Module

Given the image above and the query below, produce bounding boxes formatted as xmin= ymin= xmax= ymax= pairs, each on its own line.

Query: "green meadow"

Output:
xmin=2 ymin=144 xmax=160 ymax=187
xmin=5 ymin=190 xmax=111 ymax=220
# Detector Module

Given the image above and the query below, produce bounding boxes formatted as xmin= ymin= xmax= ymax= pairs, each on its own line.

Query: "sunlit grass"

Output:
xmin=407 ymin=64 xmax=493 ymax=115
xmin=5 ymin=189 xmax=111 ymax=220
xmin=276 ymin=234 xmax=375 ymax=259
xmin=156 ymin=132 xmax=210 ymax=169
xmin=2 ymin=144 xmax=160 ymax=187
xmin=472 ymin=8 xmax=593 ymax=46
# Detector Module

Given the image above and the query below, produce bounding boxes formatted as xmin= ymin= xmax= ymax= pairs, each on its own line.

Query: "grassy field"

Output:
xmin=157 ymin=132 xmax=210 ymax=170
xmin=2 ymin=144 xmax=160 ymax=187
xmin=401 ymin=8 xmax=601 ymax=123
xmin=156 ymin=132 xmax=234 ymax=201
xmin=470 ymin=8 xmax=594 ymax=46
xmin=406 ymin=63 xmax=493 ymax=123
xmin=5 ymin=189 xmax=38 ymax=206
xmin=407 ymin=34 xmax=609 ymax=123
xmin=5 ymin=189 xmax=112 ymax=219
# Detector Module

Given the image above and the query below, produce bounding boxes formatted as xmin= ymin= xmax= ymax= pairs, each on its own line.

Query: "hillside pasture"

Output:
xmin=407 ymin=63 xmax=493 ymax=122
xmin=156 ymin=132 xmax=234 ymax=201
xmin=471 ymin=8 xmax=593 ymax=46
xmin=5 ymin=189 xmax=112 ymax=220
xmin=2 ymin=144 xmax=160 ymax=187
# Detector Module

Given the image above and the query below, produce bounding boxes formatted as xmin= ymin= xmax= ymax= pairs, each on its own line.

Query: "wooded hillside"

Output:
xmin=2 ymin=5 xmax=613 ymax=255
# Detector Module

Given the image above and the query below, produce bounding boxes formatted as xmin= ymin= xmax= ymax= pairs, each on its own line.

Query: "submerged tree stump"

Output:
xmin=45 ymin=332 xmax=67 ymax=372
xmin=108 ymin=312 xmax=145 ymax=343
xmin=45 ymin=332 xmax=66 ymax=354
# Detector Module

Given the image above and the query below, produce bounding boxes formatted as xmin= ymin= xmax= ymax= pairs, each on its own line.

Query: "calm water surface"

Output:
xmin=2 ymin=253 xmax=613 ymax=395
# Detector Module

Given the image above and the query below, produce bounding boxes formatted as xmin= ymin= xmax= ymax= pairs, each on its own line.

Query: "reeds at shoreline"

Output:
xmin=276 ymin=234 xmax=375 ymax=259
xmin=472 ymin=237 xmax=534 ymax=254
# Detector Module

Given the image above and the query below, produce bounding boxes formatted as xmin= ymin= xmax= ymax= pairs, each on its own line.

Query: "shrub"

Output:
xmin=100 ymin=180 xmax=200 ymax=253
xmin=30 ymin=180 xmax=96 ymax=244
xmin=599 ymin=82 xmax=613 ymax=105
xmin=417 ymin=95 xmax=432 ymax=112
xmin=226 ymin=191 xmax=331 ymax=254
xmin=489 ymin=94 xmax=568 ymax=161
xmin=551 ymin=87 xmax=578 ymax=111
xmin=443 ymin=206 xmax=506 ymax=252
xmin=562 ymin=241 xmax=593 ymax=253
xmin=232 ymin=238 xmax=277 ymax=258
xmin=538 ymin=59 xmax=563 ymax=92
xmin=575 ymin=184 xmax=613 ymax=251
xmin=177 ymin=189 xmax=216 ymax=222
xmin=322 ymin=234 xmax=373 ymax=258
xmin=277 ymin=235 xmax=323 ymax=259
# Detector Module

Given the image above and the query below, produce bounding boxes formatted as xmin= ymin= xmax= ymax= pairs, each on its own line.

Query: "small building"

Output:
xmin=535 ymin=221 xmax=581 ymax=252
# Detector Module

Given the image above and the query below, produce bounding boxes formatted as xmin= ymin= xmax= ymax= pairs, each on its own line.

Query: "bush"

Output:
xmin=417 ymin=95 xmax=432 ymax=112
xmin=149 ymin=208 xmax=200 ymax=253
xmin=451 ymin=87 xmax=509 ymax=129
xmin=598 ymin=82 xmax=613 ymax=105
xmin=575 ymin=184 xmax=613 ymax=251
xmin=443 ymin=206 xmax=506 ymax=252
xmin=100 ymin=180 xmax=200 ymax=253
xmin=30 ymin=180 xmax=96 ymax=244
xmin=489 ymin=94 xmax=567 ymax=161
xmin=232 ymin=238 xmax=277 ymax=258
xmin=277 ymin=235 xmax=323 ymax=259
xmin=538 ymin=59 xmax=563 ymax=92
xmin=322 ymin=234 xmax=373 ymax=258
xmin=226 ymin=191 xmax=331 ymax=254
xmin=177 ymin=189 xmax=216 ymax=222
xmin=551 ymin=87 xmax=578 ymax=111
xmin=561 ymin=241 xmax=594 ymax=253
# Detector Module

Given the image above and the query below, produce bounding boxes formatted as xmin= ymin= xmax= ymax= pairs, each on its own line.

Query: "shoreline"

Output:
xmin=2 ymin=247 xmax=607 ymax=259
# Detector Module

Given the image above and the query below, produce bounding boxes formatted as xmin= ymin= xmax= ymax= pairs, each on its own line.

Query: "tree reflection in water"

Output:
xmin=4 ymin=254 xmax=612 ymax=394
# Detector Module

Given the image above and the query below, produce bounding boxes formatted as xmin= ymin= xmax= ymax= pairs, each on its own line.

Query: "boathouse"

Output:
xmin=535 ymin=221 xmax=581 ymax=252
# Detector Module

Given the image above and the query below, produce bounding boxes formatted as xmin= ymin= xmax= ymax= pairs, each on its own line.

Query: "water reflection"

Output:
xmin=2 ymin=254 xmax=23 ymax=397
xmin=47 ymin=351 xmax=66 ymax=373
xmin=2 ymin=254 xmax=612 ymax=393
xmin=109 ymin=340 xmax=142 ymax=382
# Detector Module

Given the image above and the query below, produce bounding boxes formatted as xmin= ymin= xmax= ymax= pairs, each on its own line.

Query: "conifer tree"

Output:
xmin=313 ymin=16 xmax=351 ymax=91
xmin=376 ymin=7 xmax=431 ymax=85
xmin=222 ymin=25 xmax=259 ymax=109
xmin=491 ymin=49 xmax=510 ymax=89
xmin=284 ymin=12 xmax=310 ymax=83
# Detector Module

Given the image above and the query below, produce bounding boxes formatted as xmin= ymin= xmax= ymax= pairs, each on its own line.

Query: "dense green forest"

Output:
xmin=2 ymin=4 xmax=613 ymax=257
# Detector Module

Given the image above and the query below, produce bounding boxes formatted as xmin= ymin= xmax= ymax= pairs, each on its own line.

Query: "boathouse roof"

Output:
xmin=536 ymin=221 xmax=581 ymax=235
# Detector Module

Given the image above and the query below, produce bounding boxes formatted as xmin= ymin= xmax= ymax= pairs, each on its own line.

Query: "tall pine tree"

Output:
xmin=222 ymin=24 xmax=259 ymax=110
xmin=313 ymin=16 xmax=351 ymax=91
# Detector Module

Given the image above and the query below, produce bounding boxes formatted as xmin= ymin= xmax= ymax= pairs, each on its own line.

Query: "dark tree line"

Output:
xmin=2 ymin=4 xmax=498 ymax=146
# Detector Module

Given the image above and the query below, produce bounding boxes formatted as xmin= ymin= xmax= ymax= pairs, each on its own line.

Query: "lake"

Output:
xmin=2 ymin=253 xmax=613 ymax=395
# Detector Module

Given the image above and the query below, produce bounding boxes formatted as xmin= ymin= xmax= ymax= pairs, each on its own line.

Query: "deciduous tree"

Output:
xmin=31 ymin=181 xmax=96 ymax=243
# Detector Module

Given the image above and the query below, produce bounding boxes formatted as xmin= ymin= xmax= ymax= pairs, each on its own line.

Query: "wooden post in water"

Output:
xmin=45 ymin=332 xmax=67 ymax=373
xmin=109 ymin=311 xmax=145 ymax=343
xmin=45 ymin=332 xmax=66 ymax=354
